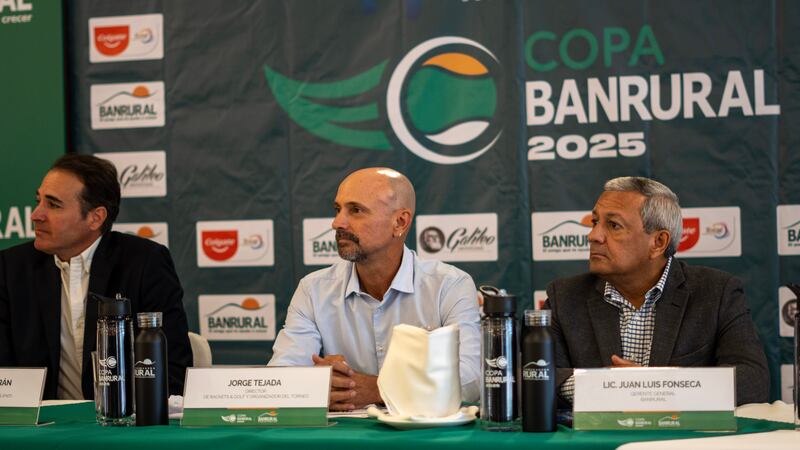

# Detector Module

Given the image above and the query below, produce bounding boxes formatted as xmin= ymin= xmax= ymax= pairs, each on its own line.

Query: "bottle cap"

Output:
xmin=137 ymin=312 xmax=163 ymax=328
xmin=524 ymin=309 xmax=551 ymax=326
xmin=479 ymin=285 xmax=516 ymax=316
xmin=94 ymin=292 xmax=131 ymax=318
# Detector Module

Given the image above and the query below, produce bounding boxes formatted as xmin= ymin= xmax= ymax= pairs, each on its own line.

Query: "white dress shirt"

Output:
xmin=53 ymin=237 xmax=102 ymax=399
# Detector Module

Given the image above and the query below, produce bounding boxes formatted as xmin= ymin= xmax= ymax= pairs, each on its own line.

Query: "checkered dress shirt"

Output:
xmin=559 ymin=257 xmax=673 ymax=402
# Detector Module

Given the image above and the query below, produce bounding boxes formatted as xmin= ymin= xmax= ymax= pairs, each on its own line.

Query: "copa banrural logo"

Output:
xmin=524 ymin=25 xmax=781 ymax=162
xmin=264 ymin=36 xmax=502 ymax=165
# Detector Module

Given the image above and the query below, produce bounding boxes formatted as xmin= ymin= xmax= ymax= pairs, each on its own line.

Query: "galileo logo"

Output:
xmin=676 ymin=207 xmax=741 ymax=257
xmin=303 ymin=218 xmax=339 ymax=266
xmin=97 ymin=151 xmax=166 ymax=197
xmin=777 ymin=205 xmax=800 ymax=255
xmin=416 ymin=213 xmax=498 ymax=261
xmin=134 ymin=358 xmax=156 ymax=379
xmin=199 ymin=294 xmax=276 ymax=341
xmin=91 ymin=82 xmax=165 ymax=129
xmin=89 ymin=14 xmax=163 ymax=62
xmin=196 ymin=220 xmax=274 ymax=267
xmin=264 ymin=36 xmax=501 ymax=165
xmin=531 ymin=211 xmax=592 ymax=261
xmin=778 ymin=286 xmax=798 ymax=338
xmin=113 ymin=222 xmax=169 ymax=247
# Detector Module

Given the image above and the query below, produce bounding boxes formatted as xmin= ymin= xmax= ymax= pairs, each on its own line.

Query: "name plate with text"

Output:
xmin=573 ymin=367 xmax=736 ymax=431
xmin=182 ymin=366 xmax=331 ymax=427
xmin=0 ymin=368 xmax=47 ymax=425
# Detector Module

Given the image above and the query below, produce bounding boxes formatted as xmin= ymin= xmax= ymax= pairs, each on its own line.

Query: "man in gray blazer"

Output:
xmin=545 ymin=177 xmax=768 ymax=406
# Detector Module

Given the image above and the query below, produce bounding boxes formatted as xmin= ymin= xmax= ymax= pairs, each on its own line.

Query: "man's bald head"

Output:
xmin=338 ymin=167 xmax=416 ymax=216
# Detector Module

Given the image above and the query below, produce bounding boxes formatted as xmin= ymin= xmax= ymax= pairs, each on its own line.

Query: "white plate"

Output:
xmin=370 ymin=407 xmax=479 ymax=430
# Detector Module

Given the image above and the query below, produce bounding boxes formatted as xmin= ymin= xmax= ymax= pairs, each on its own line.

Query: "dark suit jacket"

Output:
xmin=0 ymin=232 xmax=192 ymax=399
xmin=544 ymin=260 xmax=769 ymax=406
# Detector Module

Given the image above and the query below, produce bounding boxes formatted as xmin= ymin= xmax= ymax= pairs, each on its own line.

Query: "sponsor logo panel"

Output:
xmin=199 ymin=294 xmax=276 ymax=341
xmin=113 ymin=222 xmax=168 ymax=247
xmin=777 ymin=205 xmax=800 ymax=255
xmin=89 ymin=14 xmax=163 ymax=63
xmin=196 ymin=220 xmax=274 ymax=267
xmin=778 ymin=286 xmax=797 ymax=338
xmin=677 ymin=207 xmax=741 ymax=258
xmin=780 ymin=364 xmax=794 ymax=404
xmin=416 ymin=213 xmax=498 ymax=262
xmin=90 ymin=81 xmax=165 ymax=129
xmin=302 ymin=218 xmax=339 ymax=266
xmin=97 ymin=150 xmax=166 ymax=198
xmin=531 ymin=211 xmax=591 ymax=261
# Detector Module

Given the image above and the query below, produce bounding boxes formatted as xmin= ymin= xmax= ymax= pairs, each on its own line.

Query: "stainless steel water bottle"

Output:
xmin=94 ymin=293 xmax=135 ymax=426
xmin=134 ymin=312 xmax=169 ymax=426
xmin=521 ymin=309 xmax=556 ymax=432
xmin=479 ymin=285 xmax=518 ymax=431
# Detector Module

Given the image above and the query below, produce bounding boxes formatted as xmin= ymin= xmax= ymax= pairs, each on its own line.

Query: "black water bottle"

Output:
xmin=95 ymin=293 xmax=135 ymax=426
xmin=521 ymin=309 xmax=556 ymax=432
xmin=134 ymin=312 xmax=169 ymax=426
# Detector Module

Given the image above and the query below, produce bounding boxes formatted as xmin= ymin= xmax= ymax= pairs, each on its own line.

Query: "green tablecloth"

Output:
xmin=1 ymin=403 xmax=791 ymax=450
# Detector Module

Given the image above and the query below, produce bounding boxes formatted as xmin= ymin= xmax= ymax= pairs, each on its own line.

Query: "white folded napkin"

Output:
xmin=377 ymin=324 xmax=461 ymax=418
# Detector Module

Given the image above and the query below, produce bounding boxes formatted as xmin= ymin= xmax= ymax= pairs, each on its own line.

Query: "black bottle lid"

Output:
xmin=93 ymin=292 xmax=132 ymax=318
xmin=480 ymin=285 xmax=516 ymax=316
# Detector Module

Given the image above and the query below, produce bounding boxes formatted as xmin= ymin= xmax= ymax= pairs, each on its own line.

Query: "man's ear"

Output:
xmin=87 ymin=206 xmax=108 ymax=232
xmin=393 ymin=209 xmax=412 ymax=238
xmin=650 ymin=230 xmax=671 ymax=258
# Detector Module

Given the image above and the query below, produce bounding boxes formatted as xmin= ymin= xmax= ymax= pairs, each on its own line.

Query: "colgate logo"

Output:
xmin=94 ymin=25 xmax=130 ymax=55
xmin=678 ymin=217 xmax=700 ymax=252
xmin=202 ymin=230 xmax=238 ymax=261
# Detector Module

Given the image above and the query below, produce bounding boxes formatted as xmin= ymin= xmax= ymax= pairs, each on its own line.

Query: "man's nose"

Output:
xmin=332 ymin=212 xmax=346 ymax=230
xmin=588 ymin=223 xmax=603 ymax=243
xmin=31 ymin=203 xmax=45 ymax=221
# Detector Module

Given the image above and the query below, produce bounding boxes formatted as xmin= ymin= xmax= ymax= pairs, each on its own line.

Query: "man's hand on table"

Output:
xmin=312 ymin=354 xmax=381 ymax=411
xmin=610 ymin=354 xmax=642 ymax=367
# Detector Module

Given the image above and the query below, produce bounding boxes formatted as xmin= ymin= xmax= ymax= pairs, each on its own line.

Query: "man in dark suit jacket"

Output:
xmin=0 ymin=154 xmax=192 ymax=399
xmin=545 ymin=177 xmax=768 ymax=406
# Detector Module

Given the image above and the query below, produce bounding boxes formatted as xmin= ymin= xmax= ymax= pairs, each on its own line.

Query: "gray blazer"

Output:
xmin=544 ymin=259 xmax=769 ymax=406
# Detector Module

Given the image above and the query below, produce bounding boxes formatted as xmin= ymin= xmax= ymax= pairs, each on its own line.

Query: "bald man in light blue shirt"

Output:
xmin=269 ymin=168 xmax=480 ymax=410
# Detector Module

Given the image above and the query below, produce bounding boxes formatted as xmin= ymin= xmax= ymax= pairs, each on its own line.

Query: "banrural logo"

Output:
xmin=531 ymin=212 xmax=592 ymax=261
xmin=113 ymin=222 xmax=169 ymax=247
xmin=199 ymin=295 xmax=276 ymax=341
xmin=265 ymin=36 xmax=501 ymax=165
xmin=90 ymin=82 xmax=165 ymax=129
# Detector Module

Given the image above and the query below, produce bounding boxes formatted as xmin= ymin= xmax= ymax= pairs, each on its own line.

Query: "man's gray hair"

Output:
xmin=603 ymin=176 xmax=682 ymax=257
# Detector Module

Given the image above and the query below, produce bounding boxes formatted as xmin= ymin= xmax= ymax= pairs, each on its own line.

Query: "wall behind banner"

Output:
xmin=0 ymin=0 xmax=66 ymax=250
xmin=67 ymin=0 xmax=799 ymax=401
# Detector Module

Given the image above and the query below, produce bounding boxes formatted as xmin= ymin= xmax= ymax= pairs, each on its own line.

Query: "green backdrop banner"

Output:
xmin=0 ymin=0 xmax=65 ymax=249
xmin=65 ymin=0 xmax=798 ymax=401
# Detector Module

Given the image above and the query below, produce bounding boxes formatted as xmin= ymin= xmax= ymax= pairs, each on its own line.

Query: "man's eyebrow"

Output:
xmin=43 ymin=194 xmax=63 ymax=205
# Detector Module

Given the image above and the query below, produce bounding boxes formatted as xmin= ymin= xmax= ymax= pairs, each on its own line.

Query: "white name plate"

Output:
xmin=0 ymin=367 xmax=47 ymax=425
xmin=574 ymin=367 xmax=735 ymax=430
xmin=182 ymin=366 xmax=331 ymax=427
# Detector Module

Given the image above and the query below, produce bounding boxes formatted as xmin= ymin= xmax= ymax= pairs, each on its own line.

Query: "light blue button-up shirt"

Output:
xmin=269 ymin=245 xmax=481 ymax=401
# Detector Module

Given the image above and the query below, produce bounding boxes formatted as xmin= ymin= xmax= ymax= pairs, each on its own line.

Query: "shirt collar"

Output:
xmin=604 ymin=256 xmax=673 ymax=308
xmin=53 ymin=235 xmax=103 ymax=275
xmin=345 ymin=245 xmax=415 ymax=298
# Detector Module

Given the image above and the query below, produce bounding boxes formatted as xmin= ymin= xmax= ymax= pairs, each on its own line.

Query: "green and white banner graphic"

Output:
xmin=0 ymin=0 xmax=65 ymax=250
xmin=65 ymin=1 xmax=799 ymax=401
